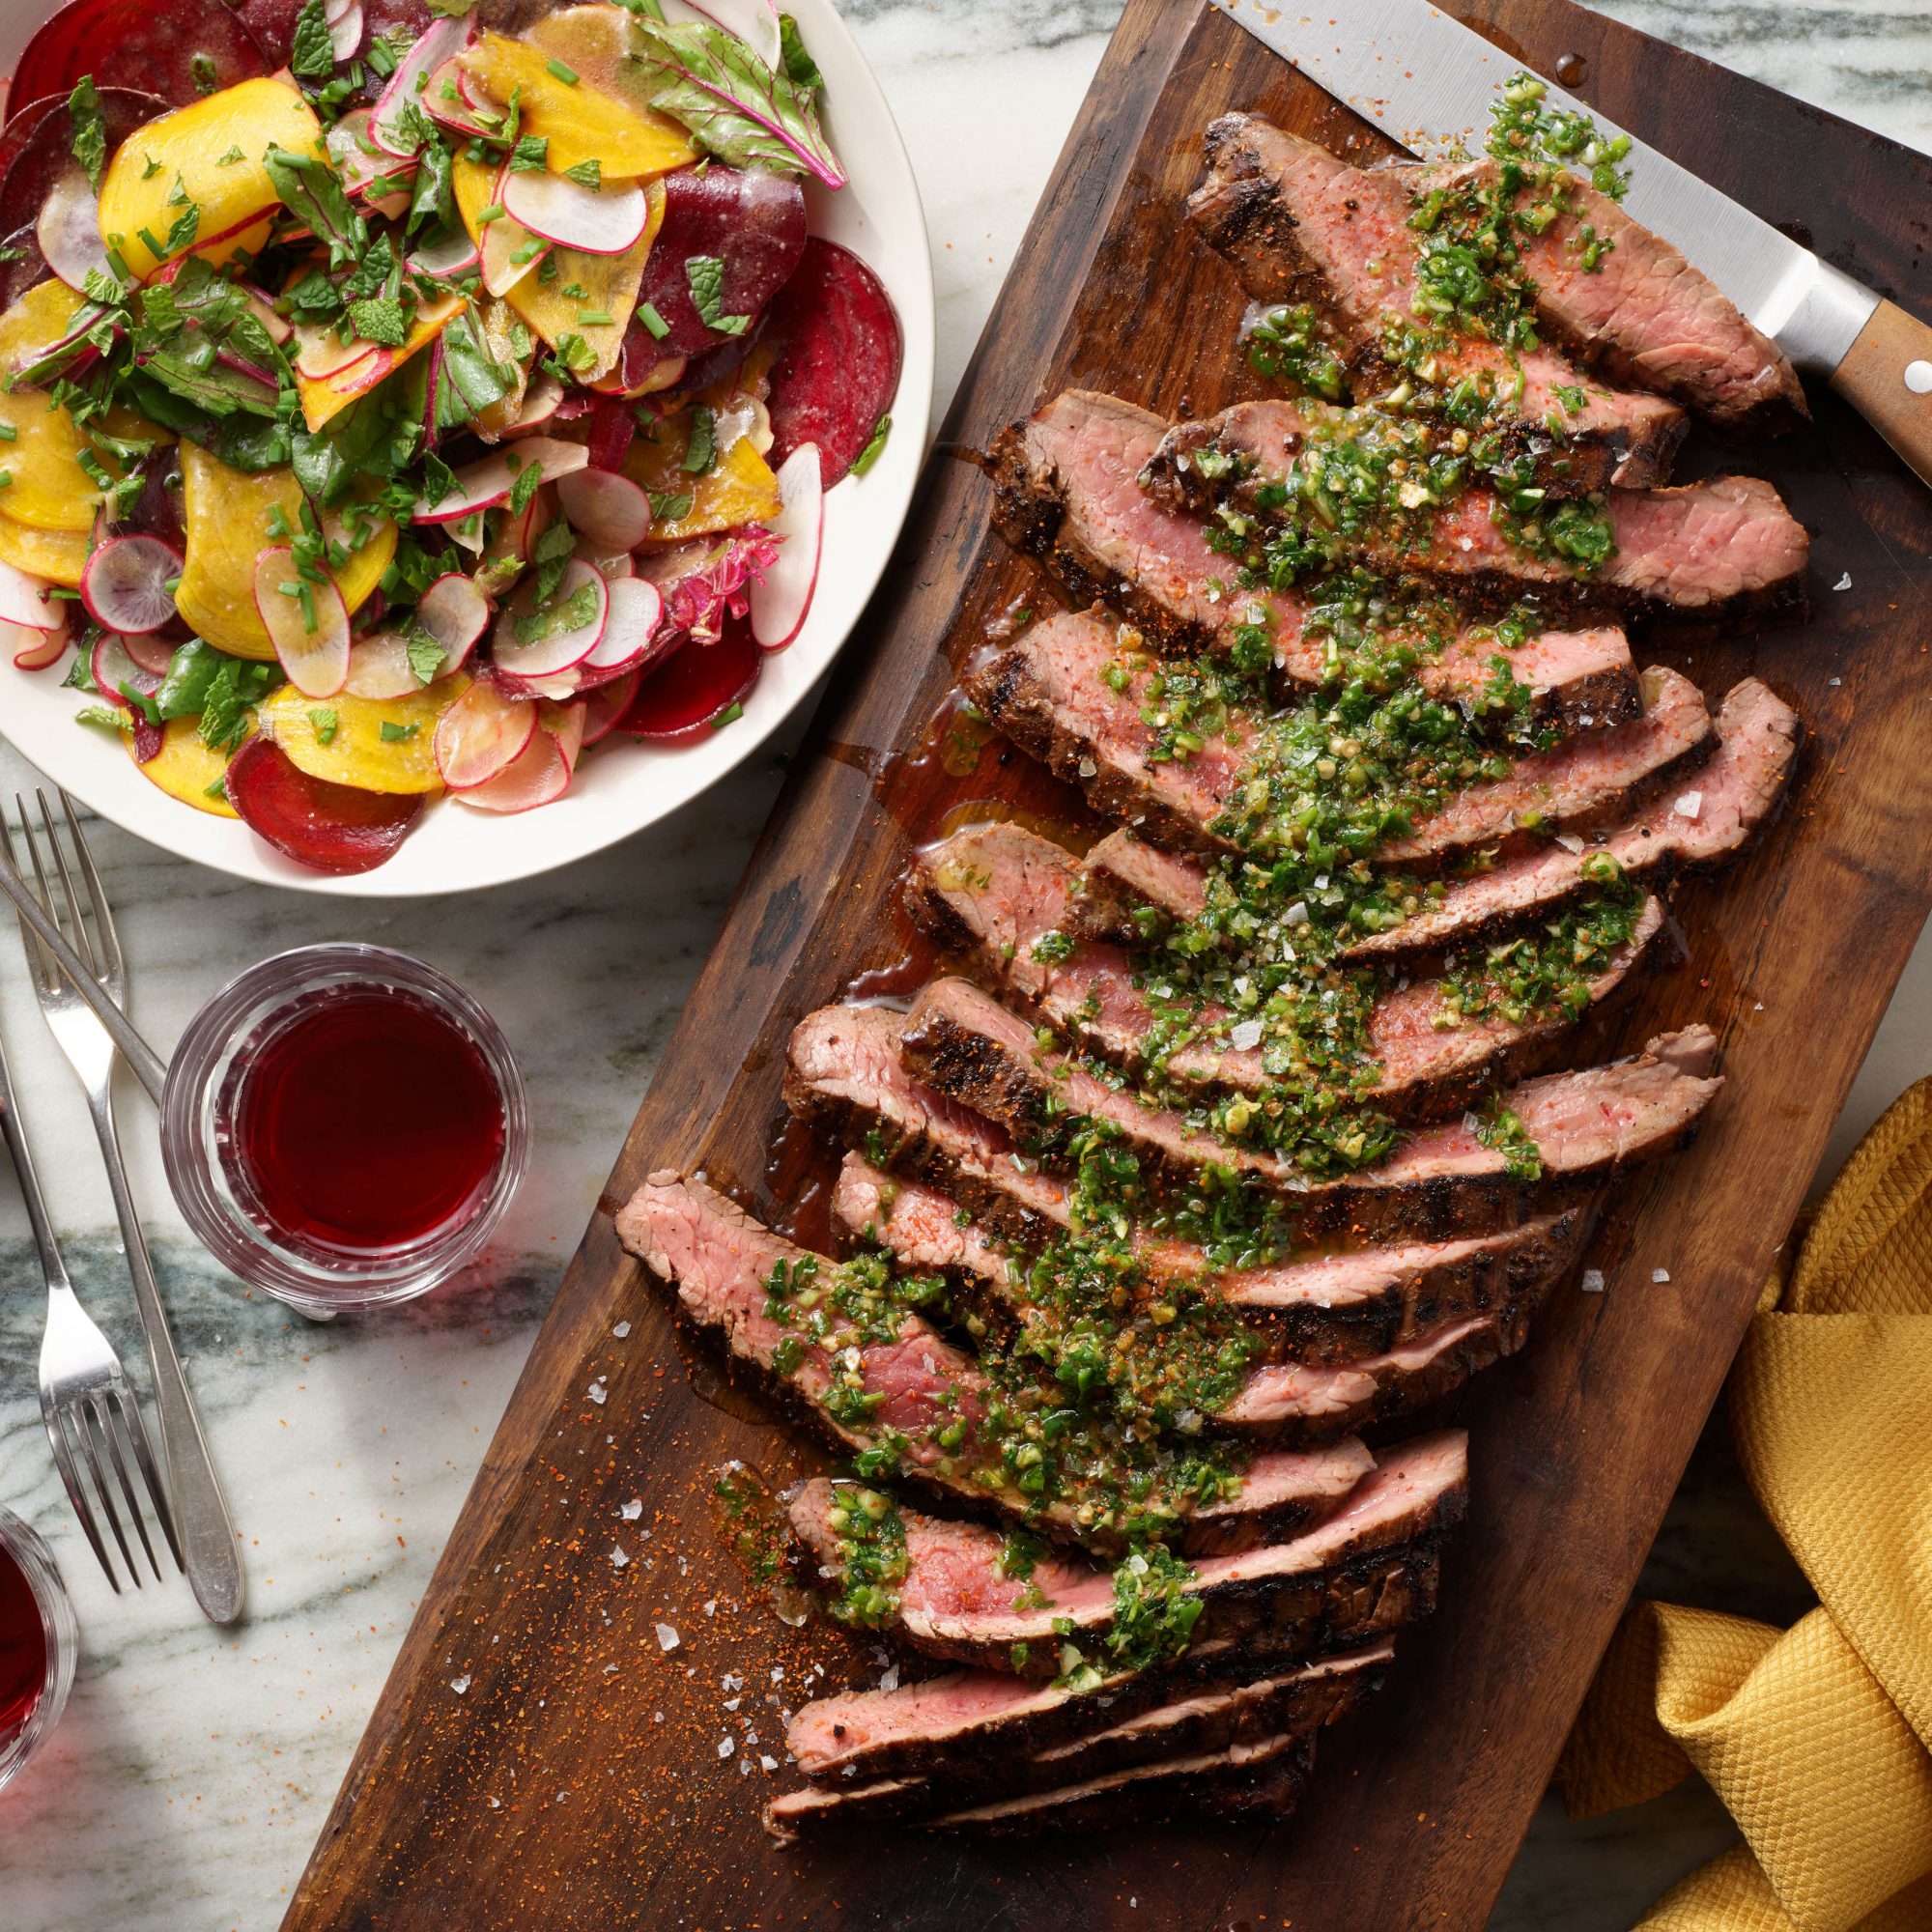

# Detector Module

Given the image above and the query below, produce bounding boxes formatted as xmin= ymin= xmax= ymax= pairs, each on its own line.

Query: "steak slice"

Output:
xmin=900 ymin=977 xmax=1721 ymax=1240
xmin=1344 ymin=678 xmax=1803 ymax=959
xmin=781 ymin=1632 xmax=1392 ymax=1789
xmin=908 ymin=820 xmax=1663 ymax=1122
xmin=766 ymin=1644 xmax=1387 ymax=1837
xmin=1078 ymin=678 xmax=1793 ymax=952
xmin=969 ymin=611 xmax=1712 ymax=866
xmin=1188 ymin=114 xmax=1687 ymax=487
xmin=989 ymin=391 xmax=1640 ymax=729
xmin=1145 ymin=401 xmax=1808 ymax=620
xmin=834 ymin=1148 xmax=1593 ymax=1365
xmin=788 ymin=1432 xmax=1466 ymax=1673
xmin=838 ymin=1163 xmax=1561 ymax=1442
xmin=1422 ymin=156 xmax=1807 ymax=430
xmin=620 ymin=1172 xmax=1374 ymax=1555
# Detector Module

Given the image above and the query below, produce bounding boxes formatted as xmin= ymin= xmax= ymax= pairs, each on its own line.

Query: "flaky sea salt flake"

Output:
xmin=1580 ymin=1269 xmax=1605 ymax=1294
xmin=655 ymin=1622 xmax=680 ymax=1652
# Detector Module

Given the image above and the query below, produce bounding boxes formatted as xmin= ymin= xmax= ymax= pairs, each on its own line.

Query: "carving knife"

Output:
xmin=1207 ymin=0 xmax=1932 ymax=487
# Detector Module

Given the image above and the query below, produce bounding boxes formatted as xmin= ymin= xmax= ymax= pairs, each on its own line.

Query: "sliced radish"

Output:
xmin=328 ymin=0 xmax=363 ymax=61
xmin=749 ymin=441 xmax=822 ymax=651
xmin=0 ymin=559 xmax=58 ymax=632
xmin=238 ymin=283 xmax=294 ymax=346
xmin=574 ymin=542 xmax=635 ymax=582
xmin=80 ymin=533 xmax=183 ymax=637
xmin=492 ymin=557 xmax=608 ymax=679
xmin=409 ymin=225 xmax=480 ymax=279
xmin=582 ymin=667 xmax=640 ymax=745
xmin=435 ymin=677 xmax=539 ymax=789
xmin=92 ymin=631 xmax=161 ymax=705
xmin=37 ymin=165 xmax=109 ymax=294
xmin=545 ymin=698 xmax=587 ymax=773
xmin=10 ymin=620 xmax=68 ymax=671
xmin=581 ymin=577 xmax=664 ymax=679
xmin=324 ymin=0 xmax=355 ymax=23
xmin=412 ymin=437 xmax=589 ymax=523
xmin=476 ymin=206 xmax=548 ymax=300
xmin=452 ymin=724 xmax=571 ymax=812
xmin=484 ymin=484 xmax=551 ymax=574
xmin=446 ymin=513 xmax=486 ymax=555
xmin=498 ymin=168 xmax=646 ymax=257
xmin=294 ymin=318 xmax=381 ymax=384
xmin=252 ymin=547 xmax=351 ymax=698
xmin=371 ymin=16 xmax=469 ymax=158
xmin=416 ymin=573 xmax=491 ymax=661
xmin=423 ymin=57 xmax=496 ymax=140
xmin=554 ymin=467 xmax=651 ymax=553
xmin=120 ymin=634 xmax=177 ymax=677
xmin=502 ymin=373 xmax=564 ymax=437
xmin=343 ymin=631 xmax=429 ymax=700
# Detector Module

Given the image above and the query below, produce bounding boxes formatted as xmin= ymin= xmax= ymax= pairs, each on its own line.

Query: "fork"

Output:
xmin=1 ymin=792 xmax=242 ymax=1622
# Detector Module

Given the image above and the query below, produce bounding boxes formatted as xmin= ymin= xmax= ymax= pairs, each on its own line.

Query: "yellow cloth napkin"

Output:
xmin=1556 ymin=1076 xmax=1932 ymax=1931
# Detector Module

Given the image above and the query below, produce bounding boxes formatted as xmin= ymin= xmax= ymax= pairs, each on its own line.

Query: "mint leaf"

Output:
xmin=512 ymin=577 xmax=598 ymax=647
xmin=405 ymin=631 xmax=446 ymax=685
xmin=308 ymin=705 xmax=340 ymax=744
xmin=681 ymin=404 xmax=716 ymax=474
xmin=508 ymin=134 xmax=549 ymax=174
xmin=561 ymin=157 xmax=601 ymax=189
xmin=349 ymin=296 xmax=409 ymax=347
xmin=684 ymin=255 xmax=749 ymax=335
xmin=68 ymin=77 xmax=106 ymax=192
xmin=291 ymin=0 xmax=335 ymax=77
xmin=778 ymin=15 xmax=821 ymax=88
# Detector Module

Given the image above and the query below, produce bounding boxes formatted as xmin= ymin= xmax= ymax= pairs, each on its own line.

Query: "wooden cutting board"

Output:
xmin=282 ymin=4 xmax=1932 ymax=1926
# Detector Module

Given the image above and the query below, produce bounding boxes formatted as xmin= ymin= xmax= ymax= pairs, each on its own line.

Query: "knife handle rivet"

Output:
xmin=1905 ymin=360 xmax=1932 ymax=395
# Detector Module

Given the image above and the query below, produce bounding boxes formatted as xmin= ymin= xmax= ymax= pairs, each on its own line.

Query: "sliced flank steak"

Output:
xmin=1188 ymin=113 xmax=1688 ymax=489
xmin=839 ymin=1163 xmax=1564 ymax=1442
xmin=1145 ymin=400 xmax=1809 ymax=620
xmin=1343 ymin=678 xmax=1803 ymax=959
xmin=967 ymin=611 xmax=1701 ymax=867
xmin=908 ymin=820 xmax=1664 ymax=1122
xmin=1421 ymin=156 xmax=1807 ymax=430
xmin=781 ymin=1631 xmax=1393 ymax=1792
xmin=766 ymin=1643 xmax=1389 ymax=1837
xmin=899 ymin=977 xmax=1721 ymax=1240
xmin=790 ymin=1434 xmax=1466 ymax=1674
xmin=800 ymin=1011 xmax=1596 ymax=1362
xmin=620 ymin=1172 xmax=1376 ymax=1554
xmin=989 ymin=390 xmax=1641 ymax=729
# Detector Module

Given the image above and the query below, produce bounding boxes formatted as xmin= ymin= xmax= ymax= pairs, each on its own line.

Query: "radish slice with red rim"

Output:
xmin=580 ymin=576 xmax=664 ymax=680
xmin=492 ymin=556 xmax=608 ymax=679
xmin=8 ymin=618 xmax=68 ymax=670
xmin=91 ymin=630 xmax=162 ymax=705
xmin=749 ymin=442 xmax=822 ymax=651
xmin=423 ymin=56 xmax=496 ymax=140
xmin=120 ymin=633 xmax=177 ymax=677
xmin=412 ymin=437 xmax=588 ymax=523
xmin=343 ymin=631 xmax=430 ymax=700
xmin=554 ymin=467 xmax=651 ymax=553
xmin=544 ymin=698 xmax=587 ymax=773
xmin=574 ymin=541 xmax=635 ymax=582
xmin=451 ymin=721 xmax=571 ymax=812
xmin=0 ymin=559 xmax=59 ymax=633
xmin=253 ymin=546 xmax=351 ymax=698
xmin=81 ymin=533 xmax=183 ymax=636
xmin=434 ymin=677 xmax=539 ymax=789
xmin=226 ymin=735 xmax=423 ymax=875
xmin=295 ymin=318 xmax=382 ymax=383
xmin=237 ymin=282 xmax=293 ymax=345
xmin=328 ymin=0 xmax=363 ymax=60
xmin=582 ymin=667 xmax=640 ymax=745
xmin=502 ymin=372 xmax=564 ymax=437
xmin=409 ymin=224 xmax=481 ymax=278
xmin=371 ymin=15 xmax=468 ymax=157
xmin=416 ymin=573 xmax=490 ymax=661
xmin=36 ymin=165 xmax=109 ymax=294
xmin=497 ymin=168 xmax=646 ymax=257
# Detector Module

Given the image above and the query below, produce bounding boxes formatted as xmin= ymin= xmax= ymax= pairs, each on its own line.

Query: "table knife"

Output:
xmin=1208 ymin=0 xmax=1932 ymax=488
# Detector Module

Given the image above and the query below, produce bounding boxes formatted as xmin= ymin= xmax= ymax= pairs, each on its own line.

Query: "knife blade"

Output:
xmin=1207 ymin=0 xmax=1872 ymax=370
xmin=1206 ymin=0 xmax=1932 ymax=486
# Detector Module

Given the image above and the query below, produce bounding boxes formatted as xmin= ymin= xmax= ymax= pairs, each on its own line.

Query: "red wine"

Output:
xmin=224 ymin=986 xmax=506 ymax=1256
xmin=0 ymin=1541 xmax=45 ymax=1746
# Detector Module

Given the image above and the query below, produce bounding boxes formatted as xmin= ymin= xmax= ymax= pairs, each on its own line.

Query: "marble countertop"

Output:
xmin=1 ymin=4 xmax=1927 ymax=1928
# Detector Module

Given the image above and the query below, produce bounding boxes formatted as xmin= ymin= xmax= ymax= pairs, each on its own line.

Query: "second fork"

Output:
xmin=3 ymin=791 xmax=242 ymax=1624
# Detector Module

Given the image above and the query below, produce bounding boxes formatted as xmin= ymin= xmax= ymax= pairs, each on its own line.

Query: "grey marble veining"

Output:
xmin=0 ymin=4 xmax=1927 ymax=1929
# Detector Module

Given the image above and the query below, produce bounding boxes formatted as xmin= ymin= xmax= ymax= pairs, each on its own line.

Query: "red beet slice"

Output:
xmin=225 ymin=736 xmax=424 ymax=875
xmin=616 ymin=620 xmax=760 ymax=745
xmin=0 ymin=94 xmax=63 ymax=171
xmin=229 ymin=0 xmax=305 ymax=66
xmin=632 ymin=165 xmax=807 ymax=361
xmin=763 ymin=239 xmax=903 ymax=487
xmin=0 ymin=224 xmax=50 ymax=311
xmin=0 ymin=87 xmax=167 ymax=246
xmin=9 ymin=0 xmax=270 ymax=121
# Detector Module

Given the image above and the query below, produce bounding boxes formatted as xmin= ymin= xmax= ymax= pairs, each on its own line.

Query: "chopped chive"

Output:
xmin=711 ymin=701 xmax=743 ymax=729
xmin=545 ymin=57 xmax=579 ymax=84
xmin=475 ymin=202 xmax=505 ymax=224
xmin=577 ymin=308 xmax=613 ymax=326
xmin=0 ymin=424 xmax=16 ymax=442
xmin=636 ymin=300 xmax=668 ymax=340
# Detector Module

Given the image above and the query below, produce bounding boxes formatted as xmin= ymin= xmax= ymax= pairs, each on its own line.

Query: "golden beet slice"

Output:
xmin=503 ymin=178 xmax=664 ymax=385
xmin=0 ymin=514 xmax=89 ymax=586
xmin=257 ymin=677 xmax=469 ymax=794
xmin=132 ymin=717 xmax=242 ymax=818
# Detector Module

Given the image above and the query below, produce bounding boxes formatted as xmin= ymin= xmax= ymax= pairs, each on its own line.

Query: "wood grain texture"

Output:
xmin=281 ymin=4 xmax=1932 ymax=1927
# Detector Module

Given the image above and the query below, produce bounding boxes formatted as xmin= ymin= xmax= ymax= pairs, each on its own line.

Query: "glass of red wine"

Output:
xmin=161 ymin=945 xmax=528 ymax=1317
xmin=0 ymin=1510 xmax=77 ymax=1795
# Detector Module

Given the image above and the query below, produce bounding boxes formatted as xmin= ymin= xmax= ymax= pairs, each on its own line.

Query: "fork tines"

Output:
xmin=46 ymin=1381 xmax=172 ymax=1590
xmin=1 ymin=788 xmax=119 ymax=991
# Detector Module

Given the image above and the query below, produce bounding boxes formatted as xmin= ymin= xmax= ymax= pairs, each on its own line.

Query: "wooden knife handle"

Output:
xmin=1831 ymin=298 xmax=1932 ymax=489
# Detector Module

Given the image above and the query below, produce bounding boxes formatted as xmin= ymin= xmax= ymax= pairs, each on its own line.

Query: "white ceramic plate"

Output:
xmin=0 ymin=0 xmax=932 ymax=896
